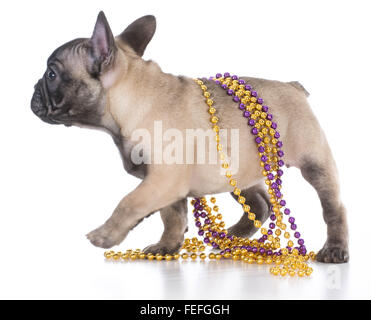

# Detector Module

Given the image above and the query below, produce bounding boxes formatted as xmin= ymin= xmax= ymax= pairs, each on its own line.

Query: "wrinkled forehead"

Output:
xmin=47 ymin=38 xmax=90 ymax=75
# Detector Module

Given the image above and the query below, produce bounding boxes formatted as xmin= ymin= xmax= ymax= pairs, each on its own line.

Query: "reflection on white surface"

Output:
xmin=0 ymin=241 xmax=364 ymax=299
xmin=96 ymin=258 xmax=352 ymax=300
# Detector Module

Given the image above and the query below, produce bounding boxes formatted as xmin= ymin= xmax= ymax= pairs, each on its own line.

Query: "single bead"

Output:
xmin=289 ymin=270 xmax=296 ymax=277
xmin=254 ymin=220 xmax=262 ymax=228
xmin=113 ymin=253 xmax=121 ymax=260
xmin=208 ymin=107 xmax=216 ymax=114
xmin=243 ymin=204 xmax=251 ymax=212
xmin=104 ymin=251 xmax=113 ymax=259
xmin=244 ymin=110 xmax=251 ymax=118
xmin=306 ymin=267 xmax=313 ymax=276
xmin=238 ymin=196 xmax=246 ymax=204
xmin=280 ymin=269 xmax=287 ymax=276
xmin=233 ymin=187 xmax=241 ymax=196
xmin=147 ymin=254 xmax=155 ymax=261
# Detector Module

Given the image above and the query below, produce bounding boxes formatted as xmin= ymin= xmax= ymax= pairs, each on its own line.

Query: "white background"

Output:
xmin=0 ymin=0 xmax=370 ymax=299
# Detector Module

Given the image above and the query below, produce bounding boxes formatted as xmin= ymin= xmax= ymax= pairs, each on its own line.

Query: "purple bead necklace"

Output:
xmin=188 ymin=74 xmax=314 ymax=276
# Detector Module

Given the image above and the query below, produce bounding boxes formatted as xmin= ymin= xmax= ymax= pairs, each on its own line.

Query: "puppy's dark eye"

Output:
xmin=47 ymin=70 xmax=56 ymax=81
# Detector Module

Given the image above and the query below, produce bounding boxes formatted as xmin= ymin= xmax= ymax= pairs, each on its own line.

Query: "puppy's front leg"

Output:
xmin=87 ymin=166 xmax=190 ymax=249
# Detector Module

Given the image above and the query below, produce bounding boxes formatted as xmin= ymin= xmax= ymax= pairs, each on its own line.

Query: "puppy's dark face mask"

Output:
xmin=31 ymin=39 xmax=101 ymax=127
xmin=31 ymin=12 xmax=156 ymax=127
xmin=31 ymin=12 xmax=118 ymax=128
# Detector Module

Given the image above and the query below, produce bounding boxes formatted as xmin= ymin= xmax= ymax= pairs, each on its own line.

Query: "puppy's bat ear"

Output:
xmin=119 ymin=15 xmax=156 ymax=57
xmin=89 ymin=11 xmax=117 ymax=75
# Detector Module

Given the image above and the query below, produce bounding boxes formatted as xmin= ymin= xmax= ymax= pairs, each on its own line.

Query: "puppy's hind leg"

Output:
xmin=300 ymin=149 xmax=349 ymax=263
xmin=143 ymin=199 xmax=188 ymax=255
xmin=228 ymin=183 xmax=270 ymax=238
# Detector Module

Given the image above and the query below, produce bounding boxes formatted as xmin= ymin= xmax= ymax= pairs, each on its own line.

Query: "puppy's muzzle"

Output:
xmin=31 ymin=80 xmax=58 ymax=124
xmin=31 ymin=87 xmax=46 ymax=117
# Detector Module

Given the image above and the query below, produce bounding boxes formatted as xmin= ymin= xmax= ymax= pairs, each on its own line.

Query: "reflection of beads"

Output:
xmin=104 ymin=74 xmax=315 ymax=277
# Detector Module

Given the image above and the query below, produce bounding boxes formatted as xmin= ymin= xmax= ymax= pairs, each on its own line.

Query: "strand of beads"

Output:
xmin=103 ymin=74 xmax=315 ymax=277
xmin=189 ymin=76 xmax=314 ymax=276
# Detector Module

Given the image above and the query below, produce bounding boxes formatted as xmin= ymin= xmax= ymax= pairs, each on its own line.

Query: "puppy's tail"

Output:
xmin=288 ymin=81 xmax=310 ymax=97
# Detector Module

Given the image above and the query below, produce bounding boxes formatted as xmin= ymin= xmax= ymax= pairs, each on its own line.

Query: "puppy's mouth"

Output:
xmin=31 ymin=81 xmax=60 ymax=125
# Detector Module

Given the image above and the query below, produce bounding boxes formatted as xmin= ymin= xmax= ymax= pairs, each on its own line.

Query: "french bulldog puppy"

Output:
xmin=31 ymin=11 xmax=349 ymax=263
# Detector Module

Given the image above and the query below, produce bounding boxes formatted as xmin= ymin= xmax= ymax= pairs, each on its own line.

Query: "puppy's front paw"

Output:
xmin=86 ymin=223 xmax=129 ymax=249
xmin=316 ymin=243 xmax=349 ymax=263
xmin=86 ymin=225 xmax=117 ymax=249
xmin=143 ymin=241 xmax=182 ymax=255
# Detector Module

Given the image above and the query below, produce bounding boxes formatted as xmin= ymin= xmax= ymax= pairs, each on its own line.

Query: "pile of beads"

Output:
xmin=104 ymin=73 xmax=316 ymax=277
